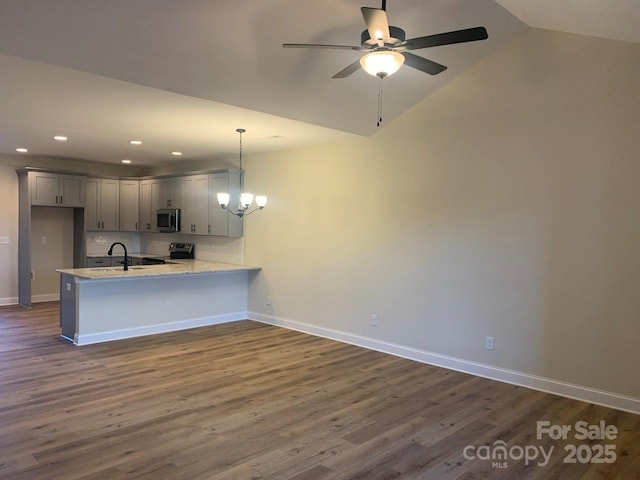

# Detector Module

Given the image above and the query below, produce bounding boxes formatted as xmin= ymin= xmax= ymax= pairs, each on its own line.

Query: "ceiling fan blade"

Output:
xmin=332 ymin=59 xmax=362 ymax=79
xmin=283 ymin=43 xmax=363 ymax=51
xmin=401 ymin=52 xmax=447 ymax=75
xmin=361 ymin=7 xmax=391 ymax=44
xmin=404 ymin=26 xmax=488 ymax=50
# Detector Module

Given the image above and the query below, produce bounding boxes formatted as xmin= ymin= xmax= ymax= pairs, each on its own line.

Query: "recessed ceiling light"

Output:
xmin=16 ymin=147 xmax=28 ymax=153
xmin=121 ymin=159 xmax=132 ymax=164
xmin=171 ymin=151 xmax=183 ymax=156
xmin=53 ymin=135 xmax=68 ymax=141
xmin=129 ymin=140 xmax=142 ymax=145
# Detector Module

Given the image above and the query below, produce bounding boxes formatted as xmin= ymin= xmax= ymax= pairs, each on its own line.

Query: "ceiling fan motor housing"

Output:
xmin=361 ymin=26 xmax=406 ymax=47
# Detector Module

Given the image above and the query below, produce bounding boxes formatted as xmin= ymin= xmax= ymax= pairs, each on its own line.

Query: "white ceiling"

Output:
xmin=495 ymin=0 xmax=640 ymax=44
xmin=0 ymin=0 xmax=637 ymax=166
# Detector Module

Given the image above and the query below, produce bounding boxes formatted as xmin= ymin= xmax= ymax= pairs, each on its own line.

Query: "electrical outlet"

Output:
xmin=485 ymin=336 xmax=495 ymax=351
xmin=164 ymin=301 xmax=171 ymax=311
xmin=266 ymin=295 xmax=272 ymax=306
xmin=41 ymin=236 xmax=47 ymax=245
xmin=0 ymin=236 xmax=9 ymax=245
xmin=66 ymin=283 xmax=71 ymax=292
xmin=371 ymin=314 xmax=379 ymax=327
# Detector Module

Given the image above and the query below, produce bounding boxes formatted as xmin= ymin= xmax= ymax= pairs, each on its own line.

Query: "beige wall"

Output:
xmin=243 ymin=28 xmax=640 ymax=399
xmin=30 ymin=207 xmax=74 ymax=298
xmin=0 ymin=161 xmax=19 ymax=303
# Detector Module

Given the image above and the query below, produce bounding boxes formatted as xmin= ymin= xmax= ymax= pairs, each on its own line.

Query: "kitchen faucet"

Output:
xmin=107 ymin=242 xmax=129 ymax=271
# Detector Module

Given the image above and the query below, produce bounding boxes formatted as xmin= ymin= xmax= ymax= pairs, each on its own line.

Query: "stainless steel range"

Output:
xmin=169 ymin=242 xmax=195 ymax=260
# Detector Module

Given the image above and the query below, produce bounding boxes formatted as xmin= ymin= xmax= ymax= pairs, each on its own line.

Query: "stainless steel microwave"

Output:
xmin=157 ymin=209 xmax=180 ymax=233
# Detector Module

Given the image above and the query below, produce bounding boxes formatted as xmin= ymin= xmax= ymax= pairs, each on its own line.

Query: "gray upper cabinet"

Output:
xmin=209 ymin=171 xmax=242 ymax=237
xmin=86 ymin=178 xmax=120 ymax=231
xmin=158 ymin=171 xmax=242 ymax=237
xmin=29 ymin=171 xmax=85 ymax=207
xmin=119 ymin=180 xmax=140 ymax=232
xmin=182 ymin=174 xmax=209 ymax=235
xmin=139 ymin=179 xmax=160 ymax=232
xmin=160 ymin=177 xmax=184 ymax=209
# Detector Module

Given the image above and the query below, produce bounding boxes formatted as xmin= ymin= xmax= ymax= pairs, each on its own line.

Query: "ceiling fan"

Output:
xmin=283 ymin=0 xmax=488 ymax=79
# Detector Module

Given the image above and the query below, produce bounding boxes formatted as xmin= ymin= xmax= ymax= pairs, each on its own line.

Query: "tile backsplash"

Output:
xmin=86 ymin=231 xmax=244 ymax=264
xmin=141 ymin=233 xmax=244 ymax=264
xmin=86 ymin=232 xmax=142 ymax=256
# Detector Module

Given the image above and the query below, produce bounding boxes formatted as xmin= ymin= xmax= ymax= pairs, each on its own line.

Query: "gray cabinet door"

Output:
xmin=119 ymin=180 xmax=139 ymax=231
xmin=30 ymin=172 xmax=60 ymax=206
xmin=60 ymin=175 xmax=85 ymax=207
xmin=99 ymin=179 xmax=120 ymax=231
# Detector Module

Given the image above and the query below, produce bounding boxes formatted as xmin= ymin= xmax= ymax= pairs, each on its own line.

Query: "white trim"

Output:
xmin=248 ymin=311 xmax=640 ymax=415
xmin=0 ymin=296 xmax=19 ymax=306
xmin=74 ymin=311 xmax=246 ymax=346
xmin=32 ymin=293 xmax=59 ymax=303
xmin=0 ymin=294 xmax=59 ymax=306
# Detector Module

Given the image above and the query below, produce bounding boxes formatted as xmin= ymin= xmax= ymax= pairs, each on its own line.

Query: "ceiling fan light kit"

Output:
xmin=284 ymin=2 xmax=488 ymax=78
xmin=360 ymin=50 xmax=404 ymax=78
xmin=283 ymin=0 xmax=489 ymax=113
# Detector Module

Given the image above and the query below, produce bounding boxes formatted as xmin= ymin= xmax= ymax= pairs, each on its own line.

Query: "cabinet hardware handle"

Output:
xmin=208 ymin=225 xmax=211 ymax=233
xmin=135 ymin=222 xmax=138 ymax=230
xmin=60 ymin=196 xmax=63 ymax=204
xmin=56 ymin=195 xmax=59 ymax=204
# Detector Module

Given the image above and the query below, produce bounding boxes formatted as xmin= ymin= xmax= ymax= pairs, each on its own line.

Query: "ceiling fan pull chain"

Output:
xmin=377 ymin=76 xmax=383 ymax=127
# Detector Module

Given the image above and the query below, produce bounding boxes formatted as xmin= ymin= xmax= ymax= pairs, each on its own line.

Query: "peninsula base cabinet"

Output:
xmin=59 ymin=273 xmax=77 ymax=341
xmin=29 ymin=171 xmax=86 ymax=207
xmin=86 ymin=178 xmax=120 ymax=231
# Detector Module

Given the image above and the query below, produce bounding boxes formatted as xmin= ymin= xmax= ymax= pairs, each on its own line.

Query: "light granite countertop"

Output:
xmin=57 ymin=259 xmax=260 ymax=280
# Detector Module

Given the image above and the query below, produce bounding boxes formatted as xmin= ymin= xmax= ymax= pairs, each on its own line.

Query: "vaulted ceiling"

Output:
xmin=0 ymin=0 xmax=637 ymax=166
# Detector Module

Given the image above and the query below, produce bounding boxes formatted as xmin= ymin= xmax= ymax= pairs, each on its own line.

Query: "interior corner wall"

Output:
xmin=0 ymin=160 xmax=20 ymax=304
xmin=243 ymin=28 xmax=640 ymax=401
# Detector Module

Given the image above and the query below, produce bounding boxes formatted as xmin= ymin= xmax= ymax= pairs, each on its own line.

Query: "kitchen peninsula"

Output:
xmin=57 ymin=259 xmax=260 ymax=346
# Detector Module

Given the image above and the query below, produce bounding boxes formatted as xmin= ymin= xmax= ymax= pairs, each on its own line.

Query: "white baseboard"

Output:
xmin=0 ymin=296 xmax=19 ymax=306
xmin=248 ymin=311 xmax=640 ymax=415
xmin=75 ymin=311 xmax=246 ymax=346
xmin=32 ymin=293 xmax=60 ymax=303
xmin=0 ymin=294 xmax=58 ymax=307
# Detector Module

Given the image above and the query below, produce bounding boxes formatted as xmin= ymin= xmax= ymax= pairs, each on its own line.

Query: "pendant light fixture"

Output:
xmin=217 ymin=128 xmax=267 ymax=218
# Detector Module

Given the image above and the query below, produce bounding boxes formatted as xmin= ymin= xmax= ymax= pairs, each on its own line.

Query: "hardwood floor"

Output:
xmin=0 ymin=302 xmax=638 ymax=479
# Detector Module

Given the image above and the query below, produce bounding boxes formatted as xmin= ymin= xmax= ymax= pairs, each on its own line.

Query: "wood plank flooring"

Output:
xmin=0 ymin=302 xmax=638 ymax=479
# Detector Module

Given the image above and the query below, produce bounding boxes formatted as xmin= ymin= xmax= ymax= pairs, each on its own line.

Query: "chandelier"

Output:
xmin=217 ymin=128 xmax=267 ymax=218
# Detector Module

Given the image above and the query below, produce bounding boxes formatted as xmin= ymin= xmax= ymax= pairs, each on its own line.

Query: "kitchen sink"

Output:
xmin=89 ymin=266 xmax=146 ymax=272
